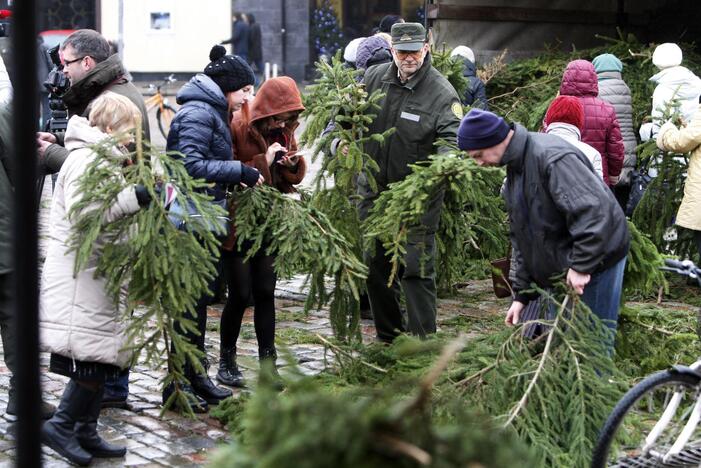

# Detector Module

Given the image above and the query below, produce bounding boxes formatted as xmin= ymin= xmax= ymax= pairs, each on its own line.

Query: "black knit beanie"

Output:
xmin=204 ymin=45 xmax=255 ymax=94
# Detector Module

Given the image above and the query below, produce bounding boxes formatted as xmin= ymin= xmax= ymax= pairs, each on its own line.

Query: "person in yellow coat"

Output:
xmin=657 ymin=103 xmax=701 ymax=256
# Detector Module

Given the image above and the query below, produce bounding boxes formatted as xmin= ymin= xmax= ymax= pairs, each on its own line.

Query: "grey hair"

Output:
xmin=60 ymin=29 xmax=111 ymax=63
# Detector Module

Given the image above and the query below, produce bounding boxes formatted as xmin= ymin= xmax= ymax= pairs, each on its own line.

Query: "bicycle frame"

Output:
xmin=640 ymin=359 xmax=701 ymax=463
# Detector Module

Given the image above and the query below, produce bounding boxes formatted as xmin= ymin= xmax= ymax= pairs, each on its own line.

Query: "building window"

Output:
xmin=150 ymin=12 xmax=171 ymax=30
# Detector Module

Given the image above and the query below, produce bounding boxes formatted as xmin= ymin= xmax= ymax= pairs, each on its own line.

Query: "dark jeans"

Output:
xmin=694 ymin=230 xmax=701 ymax=262
xmin=103 ymin=370 xmax=129 ymax=400
xmin=0 ymin=273 xmax=16 ymax=391
xmin=360 ymin=189 xmax=444 ymax=342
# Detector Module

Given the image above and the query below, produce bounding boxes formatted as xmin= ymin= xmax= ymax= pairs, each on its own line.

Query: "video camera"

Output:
xmin=43 ymin=45 xmax=69 ymax=134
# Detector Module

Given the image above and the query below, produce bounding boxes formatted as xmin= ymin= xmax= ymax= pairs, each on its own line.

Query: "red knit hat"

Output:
xmin=544 ymin=96 xmax=584 ymax=130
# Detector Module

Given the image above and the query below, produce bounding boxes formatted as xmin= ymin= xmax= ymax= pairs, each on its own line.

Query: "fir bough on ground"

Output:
xmin=213 ymin=288 xmax=624 ymax=468
xmin=209 ymin=337 xmax=536 ymax=468
xmin=615 ymin=303 xmax=701 ymax=378
xmin=69 ymin=138 xmax=225 ymax=415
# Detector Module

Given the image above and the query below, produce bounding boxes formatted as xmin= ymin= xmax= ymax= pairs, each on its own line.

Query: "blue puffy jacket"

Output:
xmin=166 ymin=74 xmax=242 ymax=201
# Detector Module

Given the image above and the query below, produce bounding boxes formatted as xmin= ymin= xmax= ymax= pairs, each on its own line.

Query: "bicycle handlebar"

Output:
xmin=661 ymin=258 xmax=701 ymax=281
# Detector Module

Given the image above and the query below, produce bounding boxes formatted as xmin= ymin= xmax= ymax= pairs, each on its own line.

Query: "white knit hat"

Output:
xmin=343 ymin=37 xmax=366 ymax=63
xmin=450 ymin=45 xmax=475 ymax=63
xmin=653 ymin=43 xmax=683 ymax=69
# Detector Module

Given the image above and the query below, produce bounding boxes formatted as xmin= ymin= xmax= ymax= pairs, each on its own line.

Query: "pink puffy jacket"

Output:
xmin=560 ymin=60 xmax=625 ymax=186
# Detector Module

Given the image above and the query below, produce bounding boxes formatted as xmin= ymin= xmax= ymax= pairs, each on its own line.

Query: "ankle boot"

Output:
xmin=76 ymin=386 xmax=126 ymax=458
xmin=162 ymin=381 xmax=209 ymax=414
xmin=41 ymin=381 xmax=93 ymax=466
xmin=259 ymin=347 xmax=285 ymax=391
xmin=190 ymin=359 xmax=232 ymax=404
xmin=6 ymin=389 xmax=56 ymax=420
xmin=216 ymin=347 xmax=246 ymax=388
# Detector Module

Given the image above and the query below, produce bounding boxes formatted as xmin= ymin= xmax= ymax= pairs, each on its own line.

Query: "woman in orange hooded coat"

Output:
xmin=217 ymin=77 xmax=306 ymax=387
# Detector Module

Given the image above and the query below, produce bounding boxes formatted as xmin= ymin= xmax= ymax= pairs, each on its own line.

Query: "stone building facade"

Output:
xmin=233 ymin=0 xmax=311 ymax=81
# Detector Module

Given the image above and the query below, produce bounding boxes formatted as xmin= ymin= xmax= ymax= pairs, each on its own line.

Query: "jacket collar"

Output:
xmin=597 ymin=70 xmax=622 ymax=81
xmin=545 ymin=122 xmax=581 ymax=142
xmin=381 ymin=53 xmax=433 ymax=90
xmin=62 ymin=54 xmax=126 ymax=113
xmin=500 ymin=124 xmax=528 ymax=172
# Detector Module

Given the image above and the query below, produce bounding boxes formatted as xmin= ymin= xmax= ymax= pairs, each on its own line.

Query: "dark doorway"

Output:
xmin=343 ymin=0 xmax=401 ymax=38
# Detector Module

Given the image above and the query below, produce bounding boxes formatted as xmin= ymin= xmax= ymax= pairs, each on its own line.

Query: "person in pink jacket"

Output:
xmin=559 ymin=59 xmax=625 ymax=187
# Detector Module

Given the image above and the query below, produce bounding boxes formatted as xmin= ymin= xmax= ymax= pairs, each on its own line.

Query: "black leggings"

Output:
xmin=220 ymin=249 xmax=277 ymax=351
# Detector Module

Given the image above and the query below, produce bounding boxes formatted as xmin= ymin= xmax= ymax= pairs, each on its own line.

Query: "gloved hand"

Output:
xmin=134 ymin=184 xmax=152 ymax=207
xmin=241 ymin=165 xmax=262 ymax=188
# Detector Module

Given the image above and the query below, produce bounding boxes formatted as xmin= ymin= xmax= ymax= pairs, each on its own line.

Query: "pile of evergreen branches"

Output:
xmin=212 ymin=289 xmax=622 ymax=467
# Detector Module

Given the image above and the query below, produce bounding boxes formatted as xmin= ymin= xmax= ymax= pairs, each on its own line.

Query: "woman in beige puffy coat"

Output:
xmin=657 ymin=103 xmax=701 ymax=256
xmin=40 ymin=92 xmax=150 ymax=466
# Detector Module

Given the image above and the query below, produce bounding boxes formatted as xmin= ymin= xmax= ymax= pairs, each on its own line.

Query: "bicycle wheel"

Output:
xmin=592 ymin=369 xmax=701 ymax=467
xmin=157 ymin=104 xmax=176 ymax=139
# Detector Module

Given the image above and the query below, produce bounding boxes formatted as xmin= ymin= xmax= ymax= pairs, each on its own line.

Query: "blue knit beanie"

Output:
xmin=592 ymin=53 xmax=623 ymax=73
xmin=457 ymin=109 xmax=510 ymax=150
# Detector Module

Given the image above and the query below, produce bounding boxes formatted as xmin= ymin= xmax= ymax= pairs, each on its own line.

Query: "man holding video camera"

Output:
xmin=37 ymin=29 xmax=149 ymax=173
xmin=36 ymin=29 xmax=150 ymax=410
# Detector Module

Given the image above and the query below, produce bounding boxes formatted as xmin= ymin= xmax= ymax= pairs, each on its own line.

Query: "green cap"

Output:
xmin=391 ymin=22 xmax=426 ymax=51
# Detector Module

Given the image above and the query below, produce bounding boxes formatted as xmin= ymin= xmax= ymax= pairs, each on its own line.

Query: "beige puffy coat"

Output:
xmin=39 ymin=116 xmax=140 ymax=368
xmin=657 ymin=105 xmax=701 ymax=231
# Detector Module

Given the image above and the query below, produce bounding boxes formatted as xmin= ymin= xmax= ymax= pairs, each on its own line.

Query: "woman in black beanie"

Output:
xmin=163 ymin=45 xmax=263 ymax=413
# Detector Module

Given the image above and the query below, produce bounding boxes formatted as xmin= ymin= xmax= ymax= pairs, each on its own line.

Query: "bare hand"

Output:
xmin=609 ymin=175 xmax=620 ymax=185
xmin=265 ymin=143 xmax=286 ymax=167
xmin=505 ymin=301 xmax=526 ymax=326
xmin=37 ymin=137 xmax=53 ymax=158
xmin=239 ymin=174 xmax=265 ymax=188
xmin=37 ymin=132 xmax=57 ymax=144
xmin=566 ymin=268 xmax=591 ymax=295
xmin=278 ymin=151 xmax=300 ymax=168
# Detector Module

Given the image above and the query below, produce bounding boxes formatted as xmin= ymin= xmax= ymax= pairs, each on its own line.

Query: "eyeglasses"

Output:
xmin=62 ymin=56 xmax=87 ymax=66
xmin=394 ymin=49 xmax=424 ymax=59
xmin=271 ymin=113 xmax=299 ymax=125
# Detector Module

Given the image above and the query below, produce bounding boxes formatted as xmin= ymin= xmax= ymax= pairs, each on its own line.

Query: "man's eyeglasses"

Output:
xmin=394 ymin=49 xmax=424 ymax=59
xmin=62 ymin=56 xmax=87 ymax=66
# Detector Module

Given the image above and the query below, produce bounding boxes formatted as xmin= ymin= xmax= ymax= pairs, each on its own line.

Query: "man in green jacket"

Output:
xmin=358 ymin=23 xmax=462 ymax=343
xmin=36 ymin=29 xmax=150 ymax=173
xmin=36 ymin=29 xmax=150 ymax=409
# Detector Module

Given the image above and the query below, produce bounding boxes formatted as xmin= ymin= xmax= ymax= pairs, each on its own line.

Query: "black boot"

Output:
xmin=190 ymin=359 xmax=233 ymax=404
xmin=162 ymin=381 xmax=209 ymax=414
xmin=259 ymin=347 xmax=284 ymax=391
xmin=6 ymin=387 xmax=56 ymax=420
xmin=76 ymin=386 xmax=126 ymax=458
xmin=41 ymin=381 xmax=93 ymax=466
xmin=216 ymin=347 xmax=246 ymax=388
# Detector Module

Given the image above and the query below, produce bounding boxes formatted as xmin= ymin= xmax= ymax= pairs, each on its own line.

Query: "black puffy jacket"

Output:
xmin=166 ymin=74 xmax=242 ymax=201
xmin=502 ymin=125 xmax=629 ymax=303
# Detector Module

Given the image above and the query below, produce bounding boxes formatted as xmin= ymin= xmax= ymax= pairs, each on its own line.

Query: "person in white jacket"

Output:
xmin=543 ymin=95 xmax=604 ymax=179
xmin=640 ymin=43 xmax=701 ymax=141
xmin=39 ymin=92 xmax=150 ymax=466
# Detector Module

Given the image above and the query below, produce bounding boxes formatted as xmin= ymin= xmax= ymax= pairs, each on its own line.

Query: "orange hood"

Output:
xmin=247 ymin=76 xmax=305 ymax=124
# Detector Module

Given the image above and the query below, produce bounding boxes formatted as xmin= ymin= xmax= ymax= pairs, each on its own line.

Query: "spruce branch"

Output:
xmin=68 ymin=137 xmax=225 ymax=416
